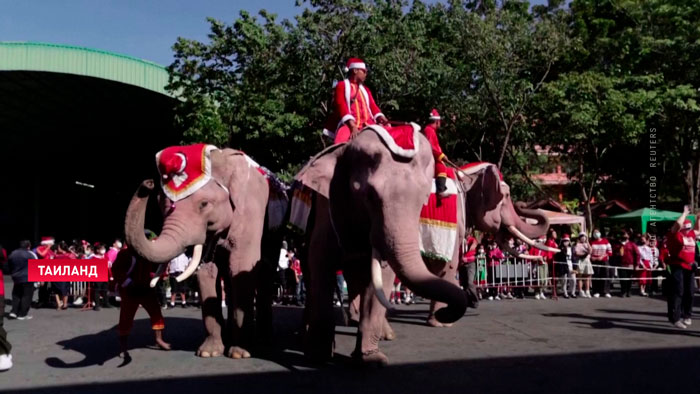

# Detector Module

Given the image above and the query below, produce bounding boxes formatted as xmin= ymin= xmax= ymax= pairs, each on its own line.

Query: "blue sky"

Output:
xmin=1 ymin=0 xmax=549 ymax=66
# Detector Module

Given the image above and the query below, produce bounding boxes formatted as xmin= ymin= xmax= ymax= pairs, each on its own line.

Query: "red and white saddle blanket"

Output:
xmin=419 ymin=177 xmax=460 ymax=262
xmin=364 ymin=123 xmax=421 ymax=158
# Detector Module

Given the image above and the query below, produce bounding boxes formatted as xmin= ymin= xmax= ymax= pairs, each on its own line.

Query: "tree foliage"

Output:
xmin=168 ymin=0 xmax=700 ymax=212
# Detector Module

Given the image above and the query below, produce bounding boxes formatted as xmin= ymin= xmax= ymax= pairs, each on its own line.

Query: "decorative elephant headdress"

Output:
xmin=155 ymin=143 xmax=217 ymax=202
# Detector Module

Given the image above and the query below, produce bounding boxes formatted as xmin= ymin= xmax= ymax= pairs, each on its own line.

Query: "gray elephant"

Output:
xmin=124 ymin=144 xmax=285 ymax=359
xmin=294 ymin=124 xmax=468 ymax=365
xmin=399 ymin=163 xmax=558 ymax=326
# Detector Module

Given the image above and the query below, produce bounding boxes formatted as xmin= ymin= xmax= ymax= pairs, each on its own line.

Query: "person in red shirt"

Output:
xmin=324 ymin=58 xmax=389 ymax=143
xmin=615 ymin=230 xmax=640 ymax=297
xmin=590 ymin=229 xmax=613 ymax=298
xmin=665 ymin=206 xmax=700 ymax=328
xmin=423 ymin=109 xmax=450 ymax=195
xmin=112 ymin=236 xmax=170 ymax=360
xmin=459 ymin=233 xmax=479 ymax=308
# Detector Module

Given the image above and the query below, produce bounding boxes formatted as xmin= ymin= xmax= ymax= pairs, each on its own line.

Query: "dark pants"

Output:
xmin=0 ymin=297 xmax=11 ymax=355
xmin=667 ymin=265 xmax=695 ymax=323
xmin=37 ymin=282 xmax=50 ymax=307
xmin=619 ymin=267 xmax=633 ymax=296
xmin=592 ymin=260 xmax=612 ymax=295
xmin=458 ymin=263 xmax=478 ymax=308
xmin=335 ymin=273 xmax=344 ymax=303
xmin=11 ymin=282 xmax=35 ymax=317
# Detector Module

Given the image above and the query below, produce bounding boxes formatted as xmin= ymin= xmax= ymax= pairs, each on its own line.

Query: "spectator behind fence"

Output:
xmin=529 ymin=236 xmax=549 ymax=300
xmin=8 ymin=240 xmax=38 ymax=320
xmin=665 ymin=206 xmax=699 ymax=329
xmin=475 ymin=244 xmax=487 ymax=301
xmin=617 ymin=231 xmax=640 ymax=298
xmin=575 ymin=234 xmax=593 ymax=298
xmin=168 ymin=253 xmax=189 ymax=308
xmin=52 ymin=241 xmax=73 ymax=310
xmin=555 ymin=234 xmax=576 ymax=298
xmin=637 ymin=234 xmax=654 ymax=296
xmin=590 ymin=229 xmax=613 ymax=298
xmin=487 ymin=239 xmax=506 ymax=300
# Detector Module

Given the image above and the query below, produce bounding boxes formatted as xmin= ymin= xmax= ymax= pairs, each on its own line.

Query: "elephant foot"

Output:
xmin=382 ymin=324 xmax=396 ymax=341
xmin=197 ymin=336 xmax=224 ymax=358
xmin=352 ymin=348 xmax=389 ymax=367
xmin=227 ymin=346 xmax=251 ymax=359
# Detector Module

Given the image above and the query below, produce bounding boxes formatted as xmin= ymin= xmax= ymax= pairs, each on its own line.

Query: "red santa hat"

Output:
xmin=343 ymin=57 xmax=367 ymax=73
xmin=561 ymin=234 xmax=570 ymax=240
xmin=684 ymin=219 xmax=693 ymax=230
xmin=429 ymin=109 xmax=441 ymax=121
xmin=156 ymin=143 xmax=217 ymax=202
xmin=41 ymin=236 xmax=55 ymax=246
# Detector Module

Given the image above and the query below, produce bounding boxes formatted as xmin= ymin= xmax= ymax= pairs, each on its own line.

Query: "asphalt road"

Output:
xmin=2 ymin=278 xmax=700 ymax=394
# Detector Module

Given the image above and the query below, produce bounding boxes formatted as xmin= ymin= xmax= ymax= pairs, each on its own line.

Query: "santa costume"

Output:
xmin=324 ymin=58 xmax=386 ymax=143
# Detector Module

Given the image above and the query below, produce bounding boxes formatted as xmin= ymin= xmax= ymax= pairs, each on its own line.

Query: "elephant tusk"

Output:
xmin=507 ymin=225 xmax=560 ymax=253
xmin=371 ymin=249 xmax=393 ymax=311
xmin=176 ymin=244 xmax=203 ymax=282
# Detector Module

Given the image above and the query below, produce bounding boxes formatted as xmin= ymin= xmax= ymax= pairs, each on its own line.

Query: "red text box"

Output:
xmin=29 ymin=259 xmax=108 ymax=282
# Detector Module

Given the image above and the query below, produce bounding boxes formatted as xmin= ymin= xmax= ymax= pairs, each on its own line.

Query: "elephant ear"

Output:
xmin=295 ymin=143 xmax=346 ymax=198
xmin=476 ymin=164 xmax=505 ymax=212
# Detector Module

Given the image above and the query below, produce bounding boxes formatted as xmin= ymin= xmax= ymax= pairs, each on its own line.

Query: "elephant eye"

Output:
xmin=199 ymin=201 xmax=209 ymax=210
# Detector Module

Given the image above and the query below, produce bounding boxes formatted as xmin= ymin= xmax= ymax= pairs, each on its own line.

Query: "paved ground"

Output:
xmin=3 ymin=278 xmax=700 ymax=393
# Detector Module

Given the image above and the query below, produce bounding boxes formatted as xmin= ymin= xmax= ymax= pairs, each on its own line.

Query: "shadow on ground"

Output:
xmin=44 ymin=317 xmax=203 ymax=368
xmin=17 ymin=346 xmax=700 ymax=394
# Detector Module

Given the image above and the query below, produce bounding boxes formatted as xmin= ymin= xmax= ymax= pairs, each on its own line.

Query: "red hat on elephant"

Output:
xmin=344 ymin=57 xmax=367 ymax=73
xmin=156 ymin=143 xmax=217 ymax=202
xmin=429 ymin=109 xmax=441 ymax=120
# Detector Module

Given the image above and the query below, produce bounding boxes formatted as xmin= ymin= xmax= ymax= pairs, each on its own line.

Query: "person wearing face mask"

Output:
xmin=616 ymin=230 xmax=640 ymax=297
xmin=665 ymin=206 xmax=700 ymax=329
xmin=529 ymin=236 xmax=549 ymax=300
xmin=590 ymin=229 xmax=613 ymax=298
xmin=475 ymin=244 xmax=488 ymax=301
xmin=554 ymin=234 xmax=576 ymax=298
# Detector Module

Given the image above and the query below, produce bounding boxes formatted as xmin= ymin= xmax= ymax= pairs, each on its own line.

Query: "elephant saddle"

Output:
xmin=419 ymin=177 xmax=460 ymax=262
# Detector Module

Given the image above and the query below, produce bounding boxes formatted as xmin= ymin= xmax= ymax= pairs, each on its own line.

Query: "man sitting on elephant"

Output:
xmin=324 ymin=57 xmax=389 ymax=143
xmin=423 ymin=108 xmax=450 ymax=196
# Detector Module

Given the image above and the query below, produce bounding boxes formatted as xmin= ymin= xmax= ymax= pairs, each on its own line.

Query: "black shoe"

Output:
xmin=181 ymin=303 xmax=187 ymax=308
xmin=93 ymin=305 xmax=101 ymax=311
xmin=563 ymin=294 xmax=569 ymax=299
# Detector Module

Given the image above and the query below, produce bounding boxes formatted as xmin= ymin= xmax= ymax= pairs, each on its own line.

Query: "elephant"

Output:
xmin=124 ymin=145 xmax=283 ymax=359
xmin=294 ymin=124 xmax=468 ymax=365
xmin=345 ymin=163 xmax=559 ymax=329
xmin=414 ymin=163 xmax=558 ymax=326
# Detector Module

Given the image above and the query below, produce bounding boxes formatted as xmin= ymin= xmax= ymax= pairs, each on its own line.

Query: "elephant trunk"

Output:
xmin=124 ymin=180 xmax=188 ymax=263
xmin=382 ymin=225 xmax=467 ymax=324
xmin=510 ymin=202 xmax=550 ymax=239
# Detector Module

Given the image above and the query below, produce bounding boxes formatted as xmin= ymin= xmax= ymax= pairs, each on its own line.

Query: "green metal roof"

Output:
xmin=0 ymin=41 xmax=171 ymax=96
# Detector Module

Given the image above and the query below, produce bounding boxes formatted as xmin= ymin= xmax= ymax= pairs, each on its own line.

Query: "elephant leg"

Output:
xmin=226 ymin=254 xmax=257 ymax=359
xmin=305 ymin=198 xmax=340 ymax=362
xmin=197 ymin=262 xmax=225 ymax=357
xmin=354 ymin=281 xmax=389 ymax=366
